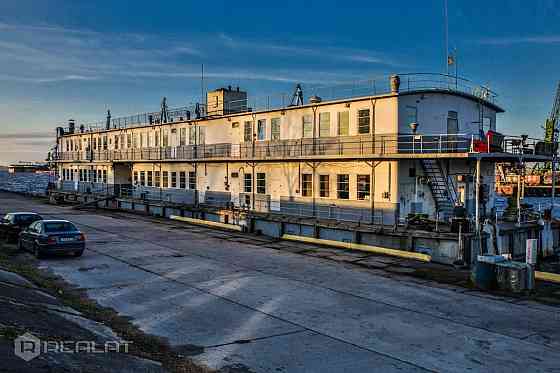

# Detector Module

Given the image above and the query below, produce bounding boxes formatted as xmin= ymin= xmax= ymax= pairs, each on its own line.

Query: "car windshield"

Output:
xmin=44 ymin=222 xmax=78 ymax=233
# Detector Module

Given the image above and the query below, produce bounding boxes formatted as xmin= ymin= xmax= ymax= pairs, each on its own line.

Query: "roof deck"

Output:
xmin=57 ymin=73 xmax=501 ymax=137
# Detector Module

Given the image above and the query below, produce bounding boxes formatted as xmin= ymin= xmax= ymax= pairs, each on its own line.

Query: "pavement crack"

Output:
xmin=204 ymin=329 xmax=308 ymax=349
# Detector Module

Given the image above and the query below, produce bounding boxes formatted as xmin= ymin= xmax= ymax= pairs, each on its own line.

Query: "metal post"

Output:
xmin=252 ymin=164 xmax=255 ymax=211
xmin=552 ymin=151 xmax=556 ymax=211
xmin=312 ymin=163 xmax=316 ymax=218
xmin=371 ymin=162 xmax=375 ymax=225
xmin=517 ymin=169 xmax=522 ymax=225
xmin=475 ymin=158 xmax=481 ymax=233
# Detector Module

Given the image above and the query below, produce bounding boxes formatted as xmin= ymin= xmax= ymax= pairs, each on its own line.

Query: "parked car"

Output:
xmin=0 ymin=212 xmax=43 ymax=243
xmin=18 ymin=220 xmax=86 ymax=258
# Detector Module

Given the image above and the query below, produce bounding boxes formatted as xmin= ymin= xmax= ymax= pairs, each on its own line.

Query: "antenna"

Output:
xmin=201 ymin=64 xmax=205 ymax=108
xmin=444 ymin=0 xmax=449 ymax=76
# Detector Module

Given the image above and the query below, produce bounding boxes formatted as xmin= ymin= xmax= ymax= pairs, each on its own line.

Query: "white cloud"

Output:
xmin=218 ymin=33 xmax=397 ymax=66
xmin=477 ymin=35 xmax=560 ymax=46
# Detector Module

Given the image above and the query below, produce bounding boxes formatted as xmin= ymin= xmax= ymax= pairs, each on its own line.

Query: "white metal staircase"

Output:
xmin=420 ymin=159 xmax=457 ymax=219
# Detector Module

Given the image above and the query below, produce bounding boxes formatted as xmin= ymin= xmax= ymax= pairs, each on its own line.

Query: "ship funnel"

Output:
xmin=390 ymin=75 xmax=400 ymax=93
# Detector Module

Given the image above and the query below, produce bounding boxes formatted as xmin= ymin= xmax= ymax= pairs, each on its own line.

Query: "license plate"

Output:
xmin=60 ymin=237 xmax=74 ymax=242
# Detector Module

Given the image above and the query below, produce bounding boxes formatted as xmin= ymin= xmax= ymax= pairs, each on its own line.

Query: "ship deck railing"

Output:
xmin=53 ymin=133 xmax=553 ymax=163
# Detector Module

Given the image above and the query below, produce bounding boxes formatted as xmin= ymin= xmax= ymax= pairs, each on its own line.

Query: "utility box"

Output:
xmin=495 ymin=261 xmax=532 ymax=293
xmin=207 ymin=87 xmax=247 ymax=116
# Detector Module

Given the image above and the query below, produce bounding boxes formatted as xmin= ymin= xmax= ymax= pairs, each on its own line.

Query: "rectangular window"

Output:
xmin=163 ymin=131 xmax=169 ymax=147
xmin=114 ymin=135 xmax=119 ymax=150
xmin=147 ymin=171 xmax=153 ymax=187
xmin=93 ymin=138 xmax=97 ymax=150
xmin=338 ymin=111 xmax=349 ymax=136
xmin=302 ymin=115 xmax=313 ymax=138
xmin=244 ymin=121 xmax=252 ymax=142
xmin=133 ymin=134 xmax=138 ymax=148
xmin=406 ymin=106 xmax=417 ymax=125
xmin=171 ymin=172 xmax=177 ymax=188
xmin=102 ymin=170 xmax=107 ymax=183
xmin=162 ymin=171 xmax=169 ymax=188
xmin=127 ymin=134 xmax=132 ymax=148
xmin=271 ymin=118 xmax=281 ymax=141
xmin=140 ymin=171 xmax=146 ymax=186
xmin=337 ymin=174 xmax=350 ymax=199
xmin=179 ymin=171 xmax=186 ymax=189
xmin=319 ymin=175 xmax=330 ymax=197
xmin=154 ymin=171 xmax=161 ymax=187
xmin=179 ymin=128 xmax=186 ymax=146
xmin=257 ymin=119 xmax=266 ymax=141
xmin=133 ymin=171 xmax=138 ymax=185
xmin=302 ymin=174 xmax=313 ymax=197
xmin=98 ymin=170 xmax=102 ymax=183
xmin=188 ymin=171 xmax=196 ymax=189
xmin=244 ymin=173 xmax=252 ymax=193
xmin=103 ymin=136 xmax=108 ymax=150
xmin=357 ymin=175 xmax=370 ymax=200
xmin=198 ymin=127 xmax=205 ymax=144
xmin=189 ymin=127 xmax=196 ymax=144
xmin=447 ymin=111 xmax=458 ymax=138
xmin=483 ymin=116 xmax=492 ymax=131
xmin=154 ymin=132 xmax=159 ymax=147
xmin=256 ymin=173 xmax=266 ymax=194
xmin=358 ymin=109 xmax=370 ymax=134
xmin=319 ymin=112 xmax=330 ymax=137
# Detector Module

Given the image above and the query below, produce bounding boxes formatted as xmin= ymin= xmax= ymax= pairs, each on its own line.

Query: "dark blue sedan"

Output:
xmin=18 ymin=220 xmax=86 ymax=258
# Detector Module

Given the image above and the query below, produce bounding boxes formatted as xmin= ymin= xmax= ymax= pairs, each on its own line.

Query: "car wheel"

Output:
xmin=33 ymin=244 xmax=44 ymax=259
xmin=74 ymin=250 xmax=84 ymax=257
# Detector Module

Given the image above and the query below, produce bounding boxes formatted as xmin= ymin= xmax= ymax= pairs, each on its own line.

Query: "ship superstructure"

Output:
xmin=51 ymin=74 xmax=553 ymax=227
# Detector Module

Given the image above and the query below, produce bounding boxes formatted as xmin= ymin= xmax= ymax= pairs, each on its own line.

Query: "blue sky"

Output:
xmin=0 ymin=0 xmax=559 ymax=164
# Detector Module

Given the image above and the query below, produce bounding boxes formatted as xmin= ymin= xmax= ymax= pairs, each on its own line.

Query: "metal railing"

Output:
xmin=58 ymin=73 xmax=499 ymax=136
xmin=55 ymin=133 xmax=476 ymax=162
xmin=55 ymin=132 xmax=552 ymax=163
xmin=60 ymin=104 xmax=208 ymax=135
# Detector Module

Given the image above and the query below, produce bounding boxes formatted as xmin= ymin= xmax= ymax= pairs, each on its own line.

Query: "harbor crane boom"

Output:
xmin=545 ymin=81 xmax=560 ymax=143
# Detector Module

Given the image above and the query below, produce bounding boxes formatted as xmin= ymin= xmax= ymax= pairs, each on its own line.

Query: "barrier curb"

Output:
xmin=169 ymin=215 xmax=243 ymax=232
xmin=535 ymin=271 xmax=560 ymax=284
xmin=282 ymin=234 xmax=432 ymax=262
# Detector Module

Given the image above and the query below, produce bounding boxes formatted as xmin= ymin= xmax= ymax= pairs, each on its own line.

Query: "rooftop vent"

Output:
xmin=68 ymin=119 xmax=75 ymax=134
xmin=309 ymin=95 xmax=322 ymax=104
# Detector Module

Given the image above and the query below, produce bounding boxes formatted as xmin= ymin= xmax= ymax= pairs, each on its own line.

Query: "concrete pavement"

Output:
xmin=1 ymin=192 xmax=559 ymax=372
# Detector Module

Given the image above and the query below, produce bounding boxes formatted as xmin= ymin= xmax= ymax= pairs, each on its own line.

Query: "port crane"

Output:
xmin=496 ymin=82 xmax=560 ymax=196
xmin=545 ymin=82 xmax=560 ymax=145
xmin=532 ymin=81 xmax=560 ymax=171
